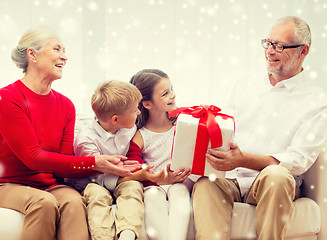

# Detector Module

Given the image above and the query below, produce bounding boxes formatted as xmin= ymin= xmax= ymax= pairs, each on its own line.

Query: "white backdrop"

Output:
xmin=0 ymin=0 xmax=326 ymax=115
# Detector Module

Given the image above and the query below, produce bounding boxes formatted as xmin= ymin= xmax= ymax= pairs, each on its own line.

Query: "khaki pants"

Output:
xmin=83 ymin=181 xmax=144 ymax=240
xmin=0 ymin=183 xmax=88 ymax=240
xmin=192 ymin=165 xmax=296 ymax=240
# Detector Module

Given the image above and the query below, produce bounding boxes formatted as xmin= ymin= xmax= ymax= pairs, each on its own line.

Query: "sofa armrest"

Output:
xmin=303 ymin=144 xmax=327 ymax=240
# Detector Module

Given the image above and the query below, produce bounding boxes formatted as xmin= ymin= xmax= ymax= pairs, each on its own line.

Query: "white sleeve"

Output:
xmin=74 ymin=129 xmax=101 ymax=157
xmin=271 ymin=107 xmax=327 ymax=175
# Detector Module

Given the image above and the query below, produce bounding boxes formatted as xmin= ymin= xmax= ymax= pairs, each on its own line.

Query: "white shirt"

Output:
xmin=224 ymin=71 xmax=327 ymax=196
xmin=73 ymin=117 xmax=137 ymax=191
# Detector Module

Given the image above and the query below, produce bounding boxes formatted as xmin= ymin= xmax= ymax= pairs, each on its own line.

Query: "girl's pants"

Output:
xmin=83 ymin=181 xmax=144 ymax=240
xmin=144 ymin=183 xmax=192 ymax=240
xmin=0 ymin=183 xmax=89 ymax=240
xmin=192 ymin=165 xmax=296 ymax=240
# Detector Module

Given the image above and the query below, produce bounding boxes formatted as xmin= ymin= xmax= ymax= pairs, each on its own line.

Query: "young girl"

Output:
xmin=127 ymin=69 xmax=194 ymax=240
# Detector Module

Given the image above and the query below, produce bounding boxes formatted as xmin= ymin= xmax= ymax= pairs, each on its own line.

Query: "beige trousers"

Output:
xmin=0 ymin=183 xmax=89 ymax=240
xmin=83 ymin=181 xmax=144 ymax=240
xmin=192 ymin=165 xmax=296 ymax=240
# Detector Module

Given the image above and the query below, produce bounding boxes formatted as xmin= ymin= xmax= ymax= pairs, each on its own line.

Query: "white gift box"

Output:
xmin=171 ymin=113 xmax=234 ymax=178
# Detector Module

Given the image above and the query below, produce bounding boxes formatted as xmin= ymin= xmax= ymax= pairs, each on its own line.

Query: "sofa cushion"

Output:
xmin=230 ymin=198 xmax=320 ymax=239
xmin=0 ymin=197 xmax=319 ymax=240
xmin=0 ymin=207 xmax=24 ymax=240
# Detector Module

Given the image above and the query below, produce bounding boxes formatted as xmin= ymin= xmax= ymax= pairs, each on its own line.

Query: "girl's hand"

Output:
xmin=157 ymin=163 xmax=191 ymax=185
xmin=146 ymin=168 xmax=165 ymax=183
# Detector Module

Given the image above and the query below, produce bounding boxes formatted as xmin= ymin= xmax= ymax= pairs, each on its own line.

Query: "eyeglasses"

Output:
xmin=261 ymin=39 xmax=304 ymax=53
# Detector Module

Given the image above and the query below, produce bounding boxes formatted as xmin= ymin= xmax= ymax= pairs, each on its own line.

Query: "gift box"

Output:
xmin=170 ymin=105 xmax=235 ymax=178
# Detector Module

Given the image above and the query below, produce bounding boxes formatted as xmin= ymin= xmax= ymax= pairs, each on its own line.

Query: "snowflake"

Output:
xmin=87 ymin=1 xmax=98 ymax=11
xmin=208 ymin=174 xmax=216 ymax=182
xmin=306 ymin=133 xmax=315 ymax=141
xmin=146 ymin=226 xmax=158 ymax=238
xmin=309 ymin=71 xmax=318 ymax=79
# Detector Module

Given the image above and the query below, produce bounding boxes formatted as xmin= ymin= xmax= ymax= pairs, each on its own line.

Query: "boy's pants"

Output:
xmin=192 ymin=165 xmax=296 ymax=240
xmin=83 ymin=181 xmax=144 ymax=240
xmin=0 ymin=183 xmax=89 ymax=240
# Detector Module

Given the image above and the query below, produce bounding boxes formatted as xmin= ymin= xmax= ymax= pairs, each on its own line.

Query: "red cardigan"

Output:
xmin=0 ymin=80 xmax=96 ymax=189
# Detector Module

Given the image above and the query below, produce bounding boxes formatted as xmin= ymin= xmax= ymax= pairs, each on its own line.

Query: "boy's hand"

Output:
xmin=121 ymin=159 xmax=142 ymax=172
xmin=94 ymin=155 xmax=134 ymax=177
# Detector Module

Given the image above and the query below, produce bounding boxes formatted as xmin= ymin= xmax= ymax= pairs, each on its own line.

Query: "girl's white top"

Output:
xmin=139 ymin=126 xmax=175 ymax=174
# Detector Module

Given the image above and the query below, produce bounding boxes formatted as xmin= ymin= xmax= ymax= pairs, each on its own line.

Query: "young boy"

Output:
xmin=72 ymin=80 xmax=144 ymax=240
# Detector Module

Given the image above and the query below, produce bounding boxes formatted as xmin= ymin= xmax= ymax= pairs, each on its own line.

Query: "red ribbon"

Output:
xmin=169 ymin=105 xmax=234 ymax=175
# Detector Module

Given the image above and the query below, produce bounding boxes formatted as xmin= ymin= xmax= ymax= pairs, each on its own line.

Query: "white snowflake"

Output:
xmin=208 ymin=174 xmax=217 ymax=182
xmin=87 ymin=1 xmax=98 ymax=11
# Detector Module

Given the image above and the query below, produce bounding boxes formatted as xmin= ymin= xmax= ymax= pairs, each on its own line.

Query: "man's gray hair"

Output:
xmin=275 ymin=16 xmax=311 ymax=47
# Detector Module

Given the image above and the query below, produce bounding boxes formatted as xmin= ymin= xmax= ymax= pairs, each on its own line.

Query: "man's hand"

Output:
xmin=207 ymin=141 xmax=279 ymax=171
xmin=94 ymin=155 xmax=137 ymax=177
xmin=206 ymin=141 xmax=243 ymax=171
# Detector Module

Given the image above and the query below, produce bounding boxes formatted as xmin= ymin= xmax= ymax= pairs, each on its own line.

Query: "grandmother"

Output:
xmin=0 ymin=26 xmax=140 ymax=240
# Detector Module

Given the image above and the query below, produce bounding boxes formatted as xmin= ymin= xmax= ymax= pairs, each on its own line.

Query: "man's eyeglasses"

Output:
xmin=261 ymin=39 xmax=304 ymax=53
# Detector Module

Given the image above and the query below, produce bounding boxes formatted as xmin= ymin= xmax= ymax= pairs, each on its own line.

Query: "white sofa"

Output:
xmin=0 ymin=116 xmax=326 ymax=240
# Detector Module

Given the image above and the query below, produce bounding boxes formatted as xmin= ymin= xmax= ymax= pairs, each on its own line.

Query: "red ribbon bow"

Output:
xmin=169 ymin=105 xmax=234 ymax=175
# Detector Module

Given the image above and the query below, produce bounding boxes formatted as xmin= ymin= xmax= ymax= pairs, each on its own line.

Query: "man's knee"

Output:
xmin=193 ymin=177 xmax=212 ymax=193
xmin=261 ymin=165 xmax=294 ymax=185
xmin=258 ymin=165 xmax=295 ymax=194
xmin=192 ymin=177 xmax=225 ymax=196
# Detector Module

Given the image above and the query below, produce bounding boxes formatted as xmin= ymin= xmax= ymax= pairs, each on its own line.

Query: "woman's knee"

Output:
xmin=27 ymin=191 xmax=59 ymax=217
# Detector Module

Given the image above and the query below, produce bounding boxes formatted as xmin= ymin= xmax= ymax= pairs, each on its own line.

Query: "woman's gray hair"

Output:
xmin=274 ymin=16 xmax=311 ymax=47
xmin=11 ymin=26 xmax=58 ymax=73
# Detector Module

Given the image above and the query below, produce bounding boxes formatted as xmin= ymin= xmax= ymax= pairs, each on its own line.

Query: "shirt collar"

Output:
xmin=92 ymin=117 xmax=116 ymax=141
xmin=91 ymin=117 xmax=137 ymax=142
xmin=270 ymin=70 xmax=307 ymax=91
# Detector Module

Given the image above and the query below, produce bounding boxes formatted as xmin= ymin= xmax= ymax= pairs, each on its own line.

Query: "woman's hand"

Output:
xmin=93 ymin=155 xmax=141 ymax=177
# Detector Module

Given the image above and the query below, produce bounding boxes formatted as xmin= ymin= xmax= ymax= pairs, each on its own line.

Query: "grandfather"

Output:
xmin=192 ymin=16 xmax=327 ymax=240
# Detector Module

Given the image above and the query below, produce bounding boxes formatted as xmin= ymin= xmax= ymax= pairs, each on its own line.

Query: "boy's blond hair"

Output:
xmin=91 ymin=80 xmax=142 ymax=122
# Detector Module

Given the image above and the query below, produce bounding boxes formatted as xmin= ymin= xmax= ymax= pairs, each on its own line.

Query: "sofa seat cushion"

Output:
xmin=0 ymin=197 xmax=319 ymax=240
xmin=231 ymin=197 xmax=320 ymax=239
xmin=0 ymin=207 xmax=24 ymax=240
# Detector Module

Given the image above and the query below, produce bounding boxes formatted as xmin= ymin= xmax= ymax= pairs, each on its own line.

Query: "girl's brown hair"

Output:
xmin=130 ymin=69 xmax=175 ymax=129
